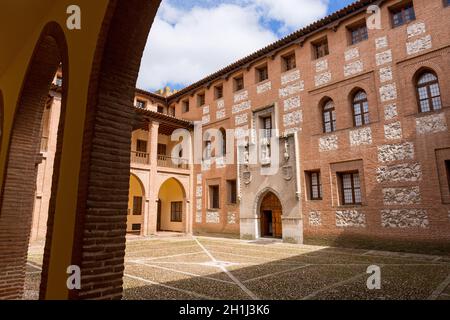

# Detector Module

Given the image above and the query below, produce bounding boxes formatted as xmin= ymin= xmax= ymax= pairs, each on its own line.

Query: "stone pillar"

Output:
xmin=146 ymin=121 xmax=159 ymax=235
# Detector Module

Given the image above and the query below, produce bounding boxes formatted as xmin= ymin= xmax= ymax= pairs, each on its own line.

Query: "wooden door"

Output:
xmin=260 ymin=192 xmax=282 ymax=239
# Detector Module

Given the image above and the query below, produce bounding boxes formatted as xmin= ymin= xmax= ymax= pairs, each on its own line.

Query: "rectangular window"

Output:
xmin=197 ymin=92 xmax=205 ymax=107
xmin=313 ymin=38 xmax=329 ymax=59
xmin=234 ymin=75 xmax=244 ymax=92
xmin=445 ymin=0 xmax=450 ymax=7
xmin=132 ymin=224 xmax=141 ymax=232
xmin=157 ymin=105 xmax=165 ymax=114
xmin=209 ymin=185 xmax=220 ymax=209
xmin=133 ymin=196 xmax=143 ymax=215
xmin=157 ymin=143 xmax=167 ymax=156
xmin=446 ymin=160 xmax=450 ymax=192
xmin=227 ymin=180 xmax=237 ymax=204
xmin=214 ymin=84 xmax=223 ymax=99
xmin=171 ymin=201 xmax=183 ymax=222
xmin=136 ymin=139 xmax=147 ymax=153
xmin=349 ymin=24 xmax=368 ymax=45
xmin=256 ymin=64 xmax=268 ymax=83
xmin=262 ymin=116 xmax=272 ymax=138
xmin=307 ymin=171 xmax=322 ymax=200
xmin=136 ymin=99 xmax=146 ymax=109
xmin=282 ymin=53 xmax=296 ymax=72
xmin=182 ymin=99 xmax=189 ymax=113
xmin=391 ymin=2 xmax=416 ymax=28
xmin=339 ymin=172 xmax=362 ymax=205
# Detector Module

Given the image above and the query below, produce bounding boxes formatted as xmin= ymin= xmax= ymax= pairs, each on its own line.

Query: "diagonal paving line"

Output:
xmin=127 ymin=251 xmax=206 ymax=262
xmin=428 ymin=274 xmax=450 ymax=300
xmin=301 ymin=272 xmax=367 ymax=300
xmin=243 ymin=265 xmax=311 ymax=283
xmin=193 ymin=236 xmax=259 ymax=300
xmin=130 ymin=261 xmax=235 ymax=285
xmin=124 ymin=273 xmax=215 ymax=300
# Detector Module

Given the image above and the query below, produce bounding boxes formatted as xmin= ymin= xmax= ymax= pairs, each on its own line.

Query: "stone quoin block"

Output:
xmin=234 ymin=90 xmax=249 ymax=103
xmin=232 ymin=101 xmax=251 ymax=114
xmin=384 ymin=121 xmax=403 ymax=140
xmin=216 ymin=99 xmax=225 ymax=110
xmin=315 ymin=72 xmax=332 ymax=87
xmin=336 ymin=210 xmax=366 ymax=228
xmin=379 ymin=66 xmax=393 ymax=83
xmin=279 ymin=81 xmax=304 ymax=98
xmin=375 ymin=36 xmax=388 ymax=50
xmin=319 ymin=135 xmax=338 ymax=152
xmin=383 ymin=187 xmax=421 ymax=205
xmin=257 ymin=81 xmax=272 ymax=94
xmin=283 ymin=110 xmax=303 ymax=127
xmin=345 ymin=48 xmax=359 ymax=61
xmin=203 ymin=105 xmax=210 ymax=115
xmin=283 ymin=96 xmax=301 ymax=112
xmin=407 ymin=35 xmax=432 ymax=55
xmin=350 ymin=127 xmax=373 ymax=146
xmin=416 ymin=113 xmax=447 ymax=135
xmin=376 ymin=50 xmax=393 ymax=66
xmin=206 ymin=211 xmax=220 ymax=224
xmin=381 ymin=209 xmax=429 ymax=229
xmin=309 ymin=211 xmax=322 ymax=226
xmin=216 ymin=109 xmax=226 ymax=120
xmin=376 ymin=163 xmax=422 ymax=183
xmin=281 ymin=69 xmax=301 ymax=85
xmin=227 ymin=212 xmax=237 ymax=224
xmin=407 ymin=22 xmax=426 ymax=38
xmin=378 ymin=142 xmax=415 ymax=163
xmin=379 ymin=83 xmax=397 ymax=102
xmin=315 ymin=59 xmax=328 ymax=73
xmin=235 ymin=113 xmax=248 ymax=126
xmin=344 ymin=60 xmax=364 ymax=77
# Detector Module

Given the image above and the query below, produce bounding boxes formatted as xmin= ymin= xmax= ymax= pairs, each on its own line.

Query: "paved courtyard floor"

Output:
xmin=25 ymin=236 xmax=450 ymax=300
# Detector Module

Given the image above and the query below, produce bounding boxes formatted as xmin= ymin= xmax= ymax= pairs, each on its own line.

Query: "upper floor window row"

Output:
xmin=390 ymin=1 xmax=416 ymax=28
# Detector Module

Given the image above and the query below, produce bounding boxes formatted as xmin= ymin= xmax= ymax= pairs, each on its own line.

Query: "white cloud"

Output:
xmin=137 ymin=0 xmax=331 ymax=91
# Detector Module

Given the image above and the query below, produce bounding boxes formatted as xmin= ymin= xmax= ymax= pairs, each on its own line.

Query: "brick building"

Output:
xmin=33 ymin=0 xmax=450 ymax=249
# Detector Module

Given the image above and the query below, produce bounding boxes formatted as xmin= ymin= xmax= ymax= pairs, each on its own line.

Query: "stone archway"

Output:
xmin=157 ymin=178 xmax=186 ymax=233
xmin=259 ymin=191 xmax=283 ymax=239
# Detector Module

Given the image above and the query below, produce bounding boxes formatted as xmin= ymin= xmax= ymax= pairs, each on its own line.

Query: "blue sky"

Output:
xmin=137 ymin=0 xmax=358 ymax=91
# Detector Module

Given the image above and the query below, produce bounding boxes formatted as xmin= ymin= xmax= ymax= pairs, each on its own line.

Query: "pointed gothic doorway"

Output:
xmin=260 ymin=192 xmax=282 ymax=238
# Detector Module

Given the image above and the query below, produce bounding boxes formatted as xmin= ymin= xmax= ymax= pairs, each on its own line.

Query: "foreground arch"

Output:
xmin=0 ymin=0 xmax=161 ymax=300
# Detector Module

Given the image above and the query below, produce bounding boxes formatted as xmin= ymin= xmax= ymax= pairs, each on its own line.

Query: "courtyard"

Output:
xmin=25 ymin=236 xmax=450 ymax=300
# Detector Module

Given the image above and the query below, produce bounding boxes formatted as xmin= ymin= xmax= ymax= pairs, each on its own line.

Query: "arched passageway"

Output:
xmin=260 ymin=192 xmax=283 ymax=239
xmin=157 ymin=178 xmax=186 ymax=233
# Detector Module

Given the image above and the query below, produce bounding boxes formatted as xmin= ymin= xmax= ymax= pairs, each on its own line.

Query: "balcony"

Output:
xmin=157 ymin=154 xmax=189 ymax=170
xmin=131 ymin=151 xmax=150 ymax=165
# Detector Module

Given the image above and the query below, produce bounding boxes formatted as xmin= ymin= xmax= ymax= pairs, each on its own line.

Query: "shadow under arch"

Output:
xmin=0 ymin=21 xmax=69 ymax=300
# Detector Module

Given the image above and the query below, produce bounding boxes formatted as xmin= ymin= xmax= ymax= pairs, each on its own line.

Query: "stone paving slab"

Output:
xmin=25 ymin=235 xmax=450 ymax=300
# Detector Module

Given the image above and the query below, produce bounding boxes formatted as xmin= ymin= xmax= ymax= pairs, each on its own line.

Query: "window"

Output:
xmin=352 ymin=91 xmax=370 ymax=127
xmin=256 ymin=64 xmax=268 ymax=83
xmin=132 ymin=224 xmax=141 ymax=232
xmin=282 ymin=53 xmax=296 ymax=72
xmin=171 ymin=201 xmax=183 ymax=222
xmin=227 ymin=180 xmax=237 ymax=204
xmin=136 ymin=99 xmax=146 ymax=109
xmin=307 ymin=171 xmax=322 ymax=200
xmin=209 ymin=185 xmax=220 ymax=209
xmin=391 ymin=2 xmax=416 ymax=28
xmin=340 ymin=172 xmax=362 ymax=205
xmin=446 ymin=160 xmax=450 ymax=192
xmin=157 ymin=105 xmax=165 ymax=114
xmin=220 ymin=128 xmax=227 ymax=156
xmin=322 ymin=99 xmax=336 ymax=133
xmin=133 ymin=196 xmax=143 ymax=215
xmin=182 ymin=99 xmax=189 ymax=113
xmin=168 ymin=105 xmax=175 ymax=116
xmin=234 ymin=75 xmax=244 ymax=92
xmin=157 ymin=143 xmax=167 ymax=156
xmin=197 ymin=92 xmax=205 ymax=107
xmin=445 ymin=0 xmax=450 ymax=7
xmin=262 ymin=116 xmax=272 ymax=138
xmin=136 ymin=139 xmax=147 ymax=153
xmin=416 ymin=71 xmax=442 ymax=113
xmin=349 ymin=23 xmax=368 ymax=45
xmin=55 ymin=76 xmax=63 ymax=87
xmin=215 ymin=84 xmax=223 ymax=99
xmin=313 ymin=38 xmax=329 ymax=60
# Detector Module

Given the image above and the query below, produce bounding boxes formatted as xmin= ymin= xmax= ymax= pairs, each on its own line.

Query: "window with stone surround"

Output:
xmin=312 ymin=37 xmax=329 ymax=60
xmin=214 ymin=84 xmax=223 ymax=99
xmin=256 ymin=64 xmax=269 ymax=83
xmin=197 ymin=92 xmax=205 ymax=107
xmin=390 ymin=1 xmax=416 ymax=28
xmin=209 ymin=185 xmax=220 ymax=209
xmin=227 ymin=180 xmax=237 ymax=204
xmin=416 ymin=71 xmax=442 ymax=113
xmin=132 ymin=196 xmax=143 ymax=215
xmin=136 ymin=99 xmax=146 ymax=109
xmin=282 ymin=52 xmax=296 ymax=72
xmin=352 ymin=90 xmax=370 ymax=127
xmin=348 ymin=21 xmax=368 ymax=45
xmin=322 ymin=99 xmax=336 ymax=133
xmin=182 ymin=99 xmax=189 ymax=113
xmin=234 ymin=75 xmax=244 ymax=92
xmin=306 ymin=171 xmax=322 ymax=200
xmin=171 ymin=201 xmax=183 ymax=222
xmin=338 ymin=172 xmax=362 ymax=205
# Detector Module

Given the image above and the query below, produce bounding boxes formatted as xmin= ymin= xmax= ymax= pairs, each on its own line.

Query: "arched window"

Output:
xmin=322 ymin=99 xmax=336 ymax=133
xmin=416 ymin=71 xmax=442 ymax=113
xmin=220 ymin=128 xmax=226 ymax=157
xmin=352 ymin=90 xmax=370 ymax=127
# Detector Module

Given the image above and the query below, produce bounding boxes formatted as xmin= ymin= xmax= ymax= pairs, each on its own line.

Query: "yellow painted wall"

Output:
xmin=127 ymin=174 xmax=145 ymax=232
xmin=158 ymin=178 xmax=185 ymax=232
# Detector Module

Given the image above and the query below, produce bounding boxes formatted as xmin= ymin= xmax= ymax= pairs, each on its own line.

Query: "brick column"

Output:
xmin=146 ymin=121 xmax=159 ymax=235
